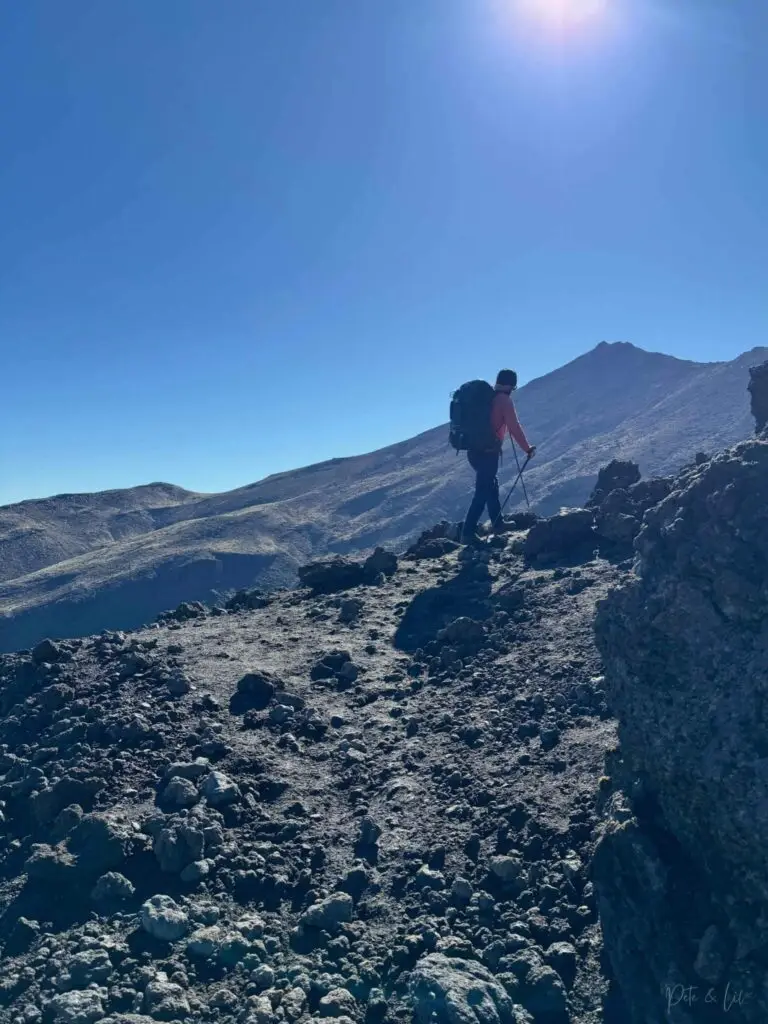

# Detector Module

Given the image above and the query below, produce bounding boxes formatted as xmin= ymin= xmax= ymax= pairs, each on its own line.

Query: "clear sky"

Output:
xmin=2 ymin=0 xmax=766 ymax=505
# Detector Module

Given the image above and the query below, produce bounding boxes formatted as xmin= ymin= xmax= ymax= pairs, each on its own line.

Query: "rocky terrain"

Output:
xmin=2 ymin=340 xmax=766 ymax=652
xmin=0 ymin=453 xmax=665 ymax=1024
xmin=2 ymin=360 xmax=768 ymax=1024
xmin=591 ymin=372 xmax=768 ymax=1023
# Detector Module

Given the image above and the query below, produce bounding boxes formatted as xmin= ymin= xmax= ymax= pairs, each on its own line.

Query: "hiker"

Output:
xmin=450 ymin=370 xmax=536 ymax=544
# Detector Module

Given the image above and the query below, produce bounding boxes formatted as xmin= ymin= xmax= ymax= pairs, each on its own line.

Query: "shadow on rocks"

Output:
xmin=0 ymin=879 xmax=93 ymax=949
xmin=393 ymin=559 xmax=493 ymax=654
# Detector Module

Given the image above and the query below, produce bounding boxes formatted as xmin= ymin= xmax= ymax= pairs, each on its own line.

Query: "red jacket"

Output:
xmin=491 ymin=390 xmax=532 ymax=452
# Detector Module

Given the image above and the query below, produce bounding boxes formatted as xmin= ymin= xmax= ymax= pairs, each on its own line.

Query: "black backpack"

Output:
xmin=449 ymin=380 xmax=498 ymax=452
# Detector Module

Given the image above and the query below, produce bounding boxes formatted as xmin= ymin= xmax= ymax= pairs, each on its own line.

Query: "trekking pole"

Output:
xmin=492 ymin=451 xmax=532 ymax=528
xmin=511 ymin=442 xmax=532 ymax=510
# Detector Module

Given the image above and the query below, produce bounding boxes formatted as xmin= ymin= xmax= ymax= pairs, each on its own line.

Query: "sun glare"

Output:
xmin=518 ymin=0 xmax=608 ymax=28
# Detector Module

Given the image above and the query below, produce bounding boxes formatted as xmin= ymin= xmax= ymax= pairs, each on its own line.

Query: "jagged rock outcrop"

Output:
xmin=748 ymin=359 xmax=768 ymax=435
xmin=585 ymin=460 xmax=641 ymax=507
xmin=524 ymin=509 xmax=595 ymax=562
xmin=593 ymin=436 xmax=768 ymax=1022
xmin=519 ymin=461 xmax=674 ymax=563
xmin=404 ymin=522 xmax=462 ymax=560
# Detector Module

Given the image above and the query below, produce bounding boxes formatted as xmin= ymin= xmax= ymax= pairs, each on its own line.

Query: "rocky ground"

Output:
xmin=4 ymin=367 xmax=768 ymax=1024
xmin=0 ymin=500 xmax=634 ymax=1024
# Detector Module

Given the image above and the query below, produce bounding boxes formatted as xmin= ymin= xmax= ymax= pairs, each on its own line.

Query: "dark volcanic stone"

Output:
xmin=363 ymin=547 xmax=398 ymax=580
xmin=524 ymin=509 xmax=595 ymax=560
xmin=407 ymin=953 xmax=518 ymax=1024
xmin=298 ymin=556 xmax=366 ymax=595
xmin=587 ymin=460 xmax=641 ymax=507
xmin=32 ymin=638 xmax=62 ymax=665
xmin=236 ymin=671 xmax=278 ymax=707
xmin=594 ymin=435 xmax=768 ymax=1024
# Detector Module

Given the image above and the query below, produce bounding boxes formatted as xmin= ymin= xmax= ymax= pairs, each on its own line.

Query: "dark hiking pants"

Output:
xmin=463 ymin=449 xmax=501 ymax=536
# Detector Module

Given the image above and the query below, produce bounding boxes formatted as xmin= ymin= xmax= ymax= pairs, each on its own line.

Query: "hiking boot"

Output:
xmin=460 ymin=530 xmax=485 ymax=547
xmin=489 ymin=517 xmax=516 ymax=535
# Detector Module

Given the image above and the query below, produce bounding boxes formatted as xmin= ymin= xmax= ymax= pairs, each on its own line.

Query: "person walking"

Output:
xmin=458 ymin=369 xmax=536 ymax=544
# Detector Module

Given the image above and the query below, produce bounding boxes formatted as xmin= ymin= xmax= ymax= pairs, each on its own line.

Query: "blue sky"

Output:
xmin=2 ymin=0 xmax=766 ymax=504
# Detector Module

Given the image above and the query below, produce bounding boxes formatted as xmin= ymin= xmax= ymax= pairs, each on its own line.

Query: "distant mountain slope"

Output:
xmin=2 ymin=341 xmax=765 ymax=650
xmin=0 ymin=483 xmax=197 ymax=584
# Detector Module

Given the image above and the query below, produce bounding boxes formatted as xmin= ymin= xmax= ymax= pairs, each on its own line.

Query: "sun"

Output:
xmin=518 ymin=0 xmax=607 ymax=27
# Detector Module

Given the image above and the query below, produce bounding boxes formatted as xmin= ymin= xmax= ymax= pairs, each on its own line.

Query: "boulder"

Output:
xmin=407 ymin=953 xmax=521 ymax=1024
xmin=594 ymin=435 xmax=768 ymax=1023
xmin=489 ymin=855 xmax=523 ymax=884
xmin=25 ymin=812 xmax=129 ymax=884
xmin=300 ymin=892 xmax=354 ymax=931
xmin=161 ymin=776 xmax=199 ymax=808
xmin=31 ymin=638 xmax=62 ymax=665
xmin=319 ymin=988 xmax=358 ymax=1017
xmin=627 ymin=477 xmax=673 ymax=512
xmin=165 ymin=672 xmax=192 ymax=696
xmin=404 ymin=523 xmax=462 ymax=560
xmin=438 ymin=617 xmax=486 ymax=645
xmin=143 ymin=977 xmax=191 ymax=1020
xmin=587 ymin=460 xmax=641 ymax=506
xmin=201 ymin=771 xmax=241 ymax=807
xmin=140 ymin=895 xmax=190 ymax=942
xmin=363 ymin=547 xmax=398 ymax=580
xmin=180 ymin=859 xmax=211 ymax=883
xmin=310 ymin=650 xmax=355 ymax=685
xmin=154 ymin=821 xmax=205 ymax=874
xmin=25 ymin=843 xmax=76 ymax=883
xmin=157 ymin=601 xmax=206 ymax=623
xmin=524 ymin=508 xmax=595 ymax=560
xmin=225 ymin=588 xmax=271 ymax=611
xmin=50 ymin=990 xmax=105 ymax=1024
xmin=519 ymin=964 xmax=568 ymax=1016
xmin=594 ymin=511 xmax=641 ymax=546
xmin=91 ymin=871 xmax=135 ymax=904
xmin=163 ymin=758 xmax=210 ymax=782
xmin=187 ymin=925 xmax=225 ymax=958
xmin=101 ymin=1017 xmax=155 ymax=1024
xmin=298 ymin=556 xmax=366 ymax=595
xmin=358 ymin=816 xmax=382 ymax=846
xmin=544 ymin=942 xmax=577 ymax=988
xmin=236 ymin=671 xmax=279 ymax=708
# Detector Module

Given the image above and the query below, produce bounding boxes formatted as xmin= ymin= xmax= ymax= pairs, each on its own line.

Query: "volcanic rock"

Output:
xmin=300 ymin=893 xmax=354 ymax=932
xmin=201 ymin=770 xmax=241 ymax=806
xmin=298 ymin=557 xmax=366 ymax=595
xmin=524 ymin=508 xmax=595 ymax=560
xmin=594 ymin=434 xmax=768 ymax=1023
xmin=407 ymin=953 xmax=521 ymax=1024
xmin=364 ymin=546 xmax=398 ymax=580
xmin=586 ymin=460 xmax=641 ymax=506
xmin=140 ymin=895 xmax=190 ymax=942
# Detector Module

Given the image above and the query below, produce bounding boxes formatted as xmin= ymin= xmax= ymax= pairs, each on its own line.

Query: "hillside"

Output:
xmin=1 ymin=341 xmax=766 ymax=651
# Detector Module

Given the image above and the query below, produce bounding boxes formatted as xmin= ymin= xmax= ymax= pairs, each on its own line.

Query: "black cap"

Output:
xmin=495 ymin=369 xmax=517 ymax=389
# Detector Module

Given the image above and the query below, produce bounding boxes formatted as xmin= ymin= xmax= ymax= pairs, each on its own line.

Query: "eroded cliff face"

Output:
xmin=593 ymin=432 xmax=768 ymax=1023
